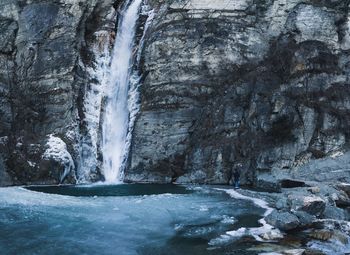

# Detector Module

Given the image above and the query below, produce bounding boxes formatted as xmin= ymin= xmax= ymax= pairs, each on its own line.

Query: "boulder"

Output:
xmin=334 ymin=194 xmax=350 ymax=209
xmin=303 ymin=248 xmax=326 ymax=255
xmin=309 ymin=230 xmax=333 ymax=241
xmin=336 ymin=183 xmax=350 ymax=197
xmin=265 ymin=210 xmax=300 ymax=231
xmin=309 ymin=230 xmax=348 ymax=245
xmin=276 ymin=197 xmax=288 ymax=210
xmin=282 ymin=249 xmax=304 ymax=255
xmin=322 ymin=205 xmax=347 ymax=221
xmin=260 ymin=229 xmax=284 ymax=240
xmin=288 ymin=195 xmax=325 ymax=216
xmin=293 ymin=211 xmax=315 ymax=227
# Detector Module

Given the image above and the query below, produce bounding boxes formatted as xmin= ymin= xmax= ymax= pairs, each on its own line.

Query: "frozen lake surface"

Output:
xmin=0 ymin=185 xmax=266 ymax=255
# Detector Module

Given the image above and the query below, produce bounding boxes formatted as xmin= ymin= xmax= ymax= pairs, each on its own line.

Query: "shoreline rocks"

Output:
xmin=237 ymin=180 xmax=350 ymax=254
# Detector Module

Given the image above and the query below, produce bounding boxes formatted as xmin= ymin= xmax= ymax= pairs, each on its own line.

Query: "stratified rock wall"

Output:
xmin=126 ymin=0 xmax=350 ymax=185
xmin=0 ymin=0 xmax=349 ymax=186
xmin=0 ymin=0 xmax=116 ymax=185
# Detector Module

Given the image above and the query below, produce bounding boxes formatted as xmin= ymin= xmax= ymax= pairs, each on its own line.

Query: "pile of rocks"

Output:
xmin=239 ymin=180 xmax=350 ymax=254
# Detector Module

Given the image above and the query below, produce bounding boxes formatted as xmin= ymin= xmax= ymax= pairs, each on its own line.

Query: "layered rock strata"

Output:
xmin=0 ymin=0 xmax=116 ymax=185
xmin=0 ymin=0 xmax=350 ymax=186
xmin=126 ymin=0 xmax=350 ymax=185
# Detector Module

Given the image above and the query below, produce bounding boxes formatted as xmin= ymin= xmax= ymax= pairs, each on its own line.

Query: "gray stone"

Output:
xmin=303 ymin=249 xmax=326 ymax=255
xmin=276 ymin=198 xmax=288 ymax=210
xmin=336 ymin=183 xmax=350 ymax=197
xmin=0 ymin=18 xmax=17 ymax=53
xmin=1 ymin=0 xmax=350 ymax=185
xmin=265 ymin=210 xmax=300 ymax=231
xmin=322 ymin=205 xmax=348 ymax=221
xmin=0 ymin=0 xmax=116 ymax=185
xmin=126 ymin=0 xmax=350 ymax=185
xmin=288 ymin=195 xmax=326 ymax=216
xmin=293 ymin=211 xmax=316 ymax=227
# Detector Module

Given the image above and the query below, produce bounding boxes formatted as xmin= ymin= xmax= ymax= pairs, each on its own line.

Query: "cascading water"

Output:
xmin=101 ymin=0 xmax=143 ymax=183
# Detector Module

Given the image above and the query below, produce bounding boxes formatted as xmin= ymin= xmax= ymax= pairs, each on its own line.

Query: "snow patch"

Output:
xmin=210 ymin=189 xmax=281 ymax=245
xmin=27 ymin=161 xmax=36 ymax=167
xmin=330 ymin=151 xmax=344 ymax=159
xmin=222 ymin=189 xmax=273 ymax=216
xmin=43 ymin=135 xmax=75 ymax=182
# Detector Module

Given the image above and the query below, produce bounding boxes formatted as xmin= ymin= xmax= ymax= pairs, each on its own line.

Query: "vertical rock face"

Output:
xmin=0 ymin=0 xmax=116 ymax=185
xmin=125 ymin=0 xmax=350 ymax=184
xmin=0 ymin=0 xmax=349 ymax=186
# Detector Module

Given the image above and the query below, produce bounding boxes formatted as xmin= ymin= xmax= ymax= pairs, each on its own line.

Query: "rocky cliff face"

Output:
xmin=125 ymin=0 xmax=350 ymax=186
xmin=0 ymin=0 xmax=116 ymax=185
xmin=0 ymin=0 xmax=350 ymax=186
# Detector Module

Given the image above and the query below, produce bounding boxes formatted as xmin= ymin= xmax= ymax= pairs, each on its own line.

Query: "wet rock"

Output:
xmin=307 ymin=187 xmax=320 ymax=195
xmin=302 ymin=248 xmax=326 ymax=255
xmin=332 ymin=230 xmax=349 ymax=245
xmin=282 ymin=249 xmax=305 ymax=255
xmin=266 ymin=210 xmax=300 ymax=231
xmin=276 ymin=197 xmax=289 ymax=210
xmin=293 ymin=211 xmax=316 ymax=227
xmin=309 ymin=230 xmax=333 ymax=241
xmin=310 ymin=219 xmax=350 ymax=244
xmin=309 ymin=229 xmax=348 ymax=245
xmin=321 ymin=205 xmax=347 ymax=221
xmin=261 ymin=229 xmax=284 ymax=240
xmin=281 ymin=180 xmax=306 ymax=189
xmin=328 ymin=191 xmax=350 ymax=210
xmin=256 ymin=175 xmax=282 ymax=192
xmin=288 ymin=195 xmax=325 ymax=216
xmin=258 ymin=249 xmax=305 ymax=255
xmin=336 ymin=183 xmax=350 ymax=197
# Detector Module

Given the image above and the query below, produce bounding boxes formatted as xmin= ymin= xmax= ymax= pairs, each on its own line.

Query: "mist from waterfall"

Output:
xmin=102 ymin=0 xmax=143 ymax=183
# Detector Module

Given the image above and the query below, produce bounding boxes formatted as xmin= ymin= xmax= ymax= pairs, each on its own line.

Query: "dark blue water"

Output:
xmin=26 ymin=183 xmax=192 ymax=197
xmin=0 ymin=185 xmax=265 ymax=255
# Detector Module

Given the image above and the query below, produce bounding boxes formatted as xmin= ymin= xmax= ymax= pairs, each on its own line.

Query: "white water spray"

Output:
xmin=102 ymin=0 xmax=143 ymax=183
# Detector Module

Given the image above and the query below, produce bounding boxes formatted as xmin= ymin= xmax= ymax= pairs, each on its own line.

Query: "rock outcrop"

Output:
xmin=0 ymin=0 xmax=116 ymax=185
xmin=238 ymin=185 xmax=350 ymax=254
xmin=0 ymin=0 xmax=350 ymax=186
xmin=125 ymin=0 xmax=350 ymax=184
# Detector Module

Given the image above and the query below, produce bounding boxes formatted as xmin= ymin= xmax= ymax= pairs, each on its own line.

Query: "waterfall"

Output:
xmin=101 ymin=0 xmax=143 ymax=183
